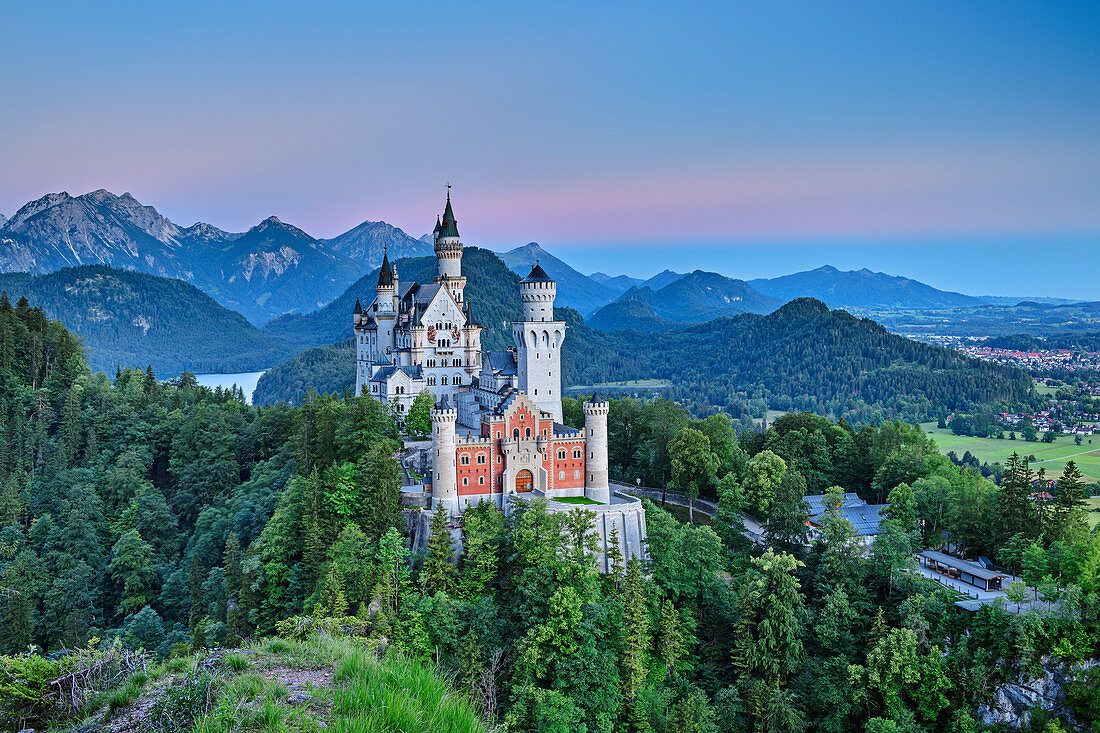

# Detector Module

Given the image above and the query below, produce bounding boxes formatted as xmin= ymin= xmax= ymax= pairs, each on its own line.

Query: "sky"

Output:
xmin=1 ymin=1 xmax=1098 ymax=298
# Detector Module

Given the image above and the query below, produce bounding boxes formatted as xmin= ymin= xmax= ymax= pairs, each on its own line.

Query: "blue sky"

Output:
xmin=1 ymin=1 xmax=1097 ymax=297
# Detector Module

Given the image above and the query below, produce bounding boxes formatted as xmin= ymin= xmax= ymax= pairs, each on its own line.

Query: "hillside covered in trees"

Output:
xmin=0 ymin=299 xmax=1098 ymax=731
xmin=0 ymin=266 xmax=294 ymax=374
xmin=256 ymin=294 xmax=1034 ymax=426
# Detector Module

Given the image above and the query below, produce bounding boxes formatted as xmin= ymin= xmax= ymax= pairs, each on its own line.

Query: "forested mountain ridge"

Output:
xmin=565 ymin=298 xmax=1034 ymax=420
xmin=0 ymin=266 xmax=294 ymax=374
xmin=603 ymin=270 xmax=782 ymax=323
xmin=586 ymin=293 xmax=679 ymax=333
xmin=2 ymin=301 xmax=1097 ymax=732
xmin=256 ymin=287 xmax=1034 ymax=425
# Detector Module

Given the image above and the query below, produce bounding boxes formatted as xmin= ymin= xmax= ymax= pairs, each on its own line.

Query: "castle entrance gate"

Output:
xmin=515 ymin=469 xmax=534 ymax=493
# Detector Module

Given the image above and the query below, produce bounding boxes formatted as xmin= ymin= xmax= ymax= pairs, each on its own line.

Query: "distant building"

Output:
xmin=804 ymin=493 xmax=886 ymax=544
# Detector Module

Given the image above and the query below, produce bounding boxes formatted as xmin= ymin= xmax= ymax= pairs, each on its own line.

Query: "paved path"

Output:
xmin=611 ymin=482 xmax=766 ymax=544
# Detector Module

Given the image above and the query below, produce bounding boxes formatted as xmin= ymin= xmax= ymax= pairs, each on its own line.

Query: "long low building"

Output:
xmin=918 ymin=549 xmax=1006 ymax=591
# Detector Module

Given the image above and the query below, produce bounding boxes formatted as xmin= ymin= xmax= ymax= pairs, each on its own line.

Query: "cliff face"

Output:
xmin=978 ymin=657 xmax=1097 ymax=728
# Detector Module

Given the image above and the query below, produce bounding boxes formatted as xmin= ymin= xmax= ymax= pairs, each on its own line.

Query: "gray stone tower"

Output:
xmin=431 ymin=406 xmax=458 ymax=514
xmin=514 ymin=263 xmax=566 ymax=422
xmin=583 ymin=400 xmax=610 ymax=503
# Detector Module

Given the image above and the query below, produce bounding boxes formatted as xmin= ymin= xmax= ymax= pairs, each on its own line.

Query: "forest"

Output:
xmin=1 ymin=297 xmax=1098 ymax=732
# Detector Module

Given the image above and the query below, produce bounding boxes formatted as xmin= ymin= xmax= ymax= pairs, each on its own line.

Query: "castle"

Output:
xmin=353 ymin=192 xmax=647 ymax=567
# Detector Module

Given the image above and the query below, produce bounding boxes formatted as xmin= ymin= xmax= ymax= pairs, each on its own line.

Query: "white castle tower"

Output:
xmin=514 ymin=263 xmax=565 ymax=423
xmin=583 ymin=400 xmax=610 ymax=503
xmin=430 ymin=406 xmax=459 ymax=514
xmin=433 ymin=190 xmax=466 ymax=303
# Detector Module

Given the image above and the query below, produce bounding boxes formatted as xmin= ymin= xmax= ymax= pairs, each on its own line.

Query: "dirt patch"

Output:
xmin=265 ymin=664 xmax=335 ymax=690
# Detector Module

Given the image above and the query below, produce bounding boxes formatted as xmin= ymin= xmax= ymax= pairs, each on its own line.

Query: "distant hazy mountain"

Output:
xmin=978 ymin=295 xmax=1082 ymax=307
xmin=638 ymin=269 xmax=685 ymax=291
xmin=589 ymin=271 xmax=642 ymax=294
xmin=605 ymin=270 xmax=782 ymax=325
xmin=748 ymin=265 xmax=984 ymax=309
xmin=0 ymin=266 xmax=293 ymax=374
xmin=0 ymin=190 xmax=373 ymax=324
xmin=500 ymin=243 xmax=618 ymax=315
xmin=586 ymin=294 xmax=678 ymax=333
xmin=323 ymin=219 xmax=433 ymax=268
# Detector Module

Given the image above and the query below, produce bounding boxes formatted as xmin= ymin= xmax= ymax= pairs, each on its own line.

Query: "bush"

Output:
xmin=0 ymin=654 xmax=61 ymax=729
xmin=149 ymin=669 xmax=221 ymax=733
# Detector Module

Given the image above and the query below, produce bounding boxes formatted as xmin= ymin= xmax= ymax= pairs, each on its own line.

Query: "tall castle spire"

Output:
xmin=434 ymin=186 xmax=465 ymax=301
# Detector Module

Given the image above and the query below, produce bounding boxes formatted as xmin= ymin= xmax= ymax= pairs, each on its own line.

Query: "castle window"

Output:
xmin=461 ymin=455 xmax=469 ymax=465
xmin=477 ymin=454 xmax=486 ymax=464
xmin=513 ymin=428 xmax=519 ymax=439
xmin=525 ymin=428 xmax=531 ymax=438
xmin=573 ymin=449 xmax=581 ymax=459
xmin=574 ymin=470 xmax=580 ymax=479
xmin=497 ymin=456 xmax=502 ymax=463
xmin=558 ymin=450 xmax=566 ymax=459
xmin=558 ymin=471 xmax=565 ymax=480
xmin=442 ymin=376 xmax=448 ymax=385
xmin=478 ymin=477 xmax=485 ymax=485
xmin=462 ymin=478 xmax=468 ymax=486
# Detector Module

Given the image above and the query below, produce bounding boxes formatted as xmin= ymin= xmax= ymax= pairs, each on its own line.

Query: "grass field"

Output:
xmin=1034 ymin=383 xmax=1060 ymax=398
xmin=1089 ymin=497 xmax=1100 ymax=530
xmin=921 ymin=422 xmax=1100 ymax=485
xmin=552 ymin=496 xmax=601 ymax=505
xmin=567 ymin=378 xmax=673 ymax=391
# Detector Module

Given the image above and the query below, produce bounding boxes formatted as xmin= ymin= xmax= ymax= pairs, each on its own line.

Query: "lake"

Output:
xmin=193 ymin=371 xmax=266 ymax=404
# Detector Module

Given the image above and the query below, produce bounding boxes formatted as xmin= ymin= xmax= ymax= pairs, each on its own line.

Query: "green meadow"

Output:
xmin=921 ymin=422 xmax=1100 ymax=486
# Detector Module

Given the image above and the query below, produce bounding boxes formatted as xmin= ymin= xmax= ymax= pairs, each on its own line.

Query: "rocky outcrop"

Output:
xmin=978 ymin=657 xmax=1097 ymax=728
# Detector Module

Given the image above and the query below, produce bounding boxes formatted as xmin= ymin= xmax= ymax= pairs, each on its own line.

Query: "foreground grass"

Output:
xmin=80 ymin=633 xmax=488 ymax=733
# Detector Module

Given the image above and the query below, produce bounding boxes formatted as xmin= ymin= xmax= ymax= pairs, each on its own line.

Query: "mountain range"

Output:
xmin=747 ymin=265 xmax=986 ymax=310
xmin=0 ymin=190 xmax=428 ymax=324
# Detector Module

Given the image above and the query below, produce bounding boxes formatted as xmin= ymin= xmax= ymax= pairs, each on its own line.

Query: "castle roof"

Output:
xmin=522 ymin=262 xmax=554 ymax=283
xmin=377 ymin=250 xmax=394 ymax=287
xmin=354 ymin=298 xmax=362 ymax=315
xmin=439 ymin=193 xmax=459 ymax=238
xmin=370 ymin=364 xmax=423 ymax=383
xmin=485 ymin=350 xmax=518 ymax=376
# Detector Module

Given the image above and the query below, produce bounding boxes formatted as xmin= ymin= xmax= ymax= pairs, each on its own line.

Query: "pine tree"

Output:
xmin=57 ymin=384 xmax=82 ymax=468
xmin=422 ymin=502 xmax=456 ymax=595
xmin=657 ymin=598 xmax=684 ymax=679
xmin=606 ymin=524 xmax=624 ymax=578
xmin=621 ymin=556 xmax=650 ymax=699
xmin=998 ymin=453 xmax=1036 ymax=543
xmin=1053 ymin=460 xmax=1088 ymax=540
xmin=316 ymin=564 xmax=348 ymax=618
xmin=223 ymin=532 xmax=245 ymax=636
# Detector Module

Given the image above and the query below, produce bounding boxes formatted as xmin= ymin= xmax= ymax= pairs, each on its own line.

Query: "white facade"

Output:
xmin=513 ymin=266 xmax=566 ymax=423
xmin=354 ymin=194 xmax=566 ymax=427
